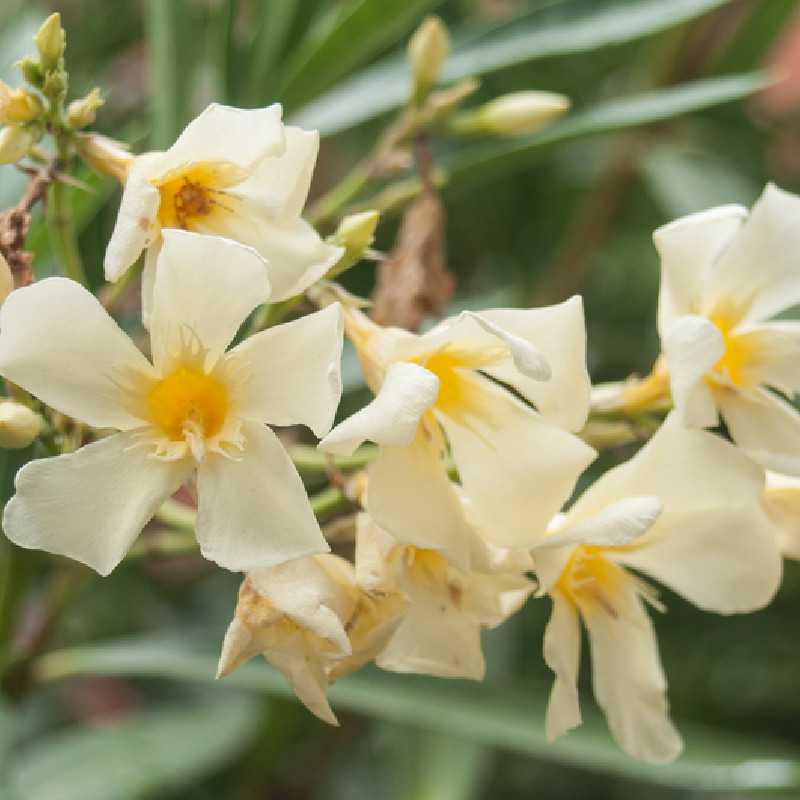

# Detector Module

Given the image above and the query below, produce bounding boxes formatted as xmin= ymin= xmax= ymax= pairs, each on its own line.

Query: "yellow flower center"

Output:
xmin=405 ymin=546 xmax=449 ymax=585
xmin=152 ymin=162 xmax=240 ymax=230
xmin=709 ymin=313 xmax=755 ymax=388
xmin=147 ymin=366 xmax=228 ymax=441
xmin=555 ymin=545 xmax=627 ymax=614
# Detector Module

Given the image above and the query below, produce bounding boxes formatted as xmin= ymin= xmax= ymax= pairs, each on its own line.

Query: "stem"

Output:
xmin=308 ymin=161 xmax=371 ymax=227
xmin=48 ymin=141 xmax=87 ymax=286
xmin=146 ymin=0 xmax=180 ymax=149
xmin=289 ymin=444 xmax=377 ymax=478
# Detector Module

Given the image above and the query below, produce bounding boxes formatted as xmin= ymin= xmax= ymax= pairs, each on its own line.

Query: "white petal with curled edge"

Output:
xmin=0 ymin=278 xmax=155 ymax=430
xmin=718 ymin=387 xmax=800 ymax=476
xmin=104 ymin=152 xmax=163 ymax=281
xmin=662 ymin=314 xmax=724 ymax=427
xmin=320 ymin=362 xmax=439 ymax=455
xmin=539 ymin=496 xmax=662 ymax=551
xmin=479 ymin=297 xmax=592 ymax=431
xmin=544 ymin=593 xmax=582 ymax=741
xmin=704 ymin=183 xmax=800 ymax=323
xmin=367 ymin=437 xmax=474 ymax=569
xmin=217 ymin=617 xmax=262 ymax=678
xmin=584 ymin=587 xmax=683 ymax=764
xmin=3 ymin=432 xmax=190 ymax=576
xmin=228 ymin=304 xmax=343 ymax=438
xmin=140 ymin=239 xmax=160 ymax=330
xmin=196 ymin=421 xmax=328 ymax=572
xmin=156 ymin=103 xmax=284 ymax=176
xmin=439 ymin=378 xmax=596 ymax=549
xmin=653 ymin=204 xmax=745 ymax=334
xmin=615 ymin=506 xmax=782 ymax=614
xmin=230 ymin=126 xmax=319 ymax=221
xmin=148 ymin=230 xmax=271 ymax=375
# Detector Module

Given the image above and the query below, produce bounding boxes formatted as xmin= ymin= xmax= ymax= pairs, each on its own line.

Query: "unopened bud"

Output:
xmin=34 ymin=13 xmax=66 ymax=71
xmin=327 ymin=210 xmax=380 ymax=279
xmin=0 ymin=82 xmax=43 ymax=124
xmin=42 ymin=70 xmax=66 ymax=99
xmin=456 ymin=91 xmax=570 ymax=137
xmin=408 ymin=16 xmax=449 ymax=101
xmin=0 ymin=125 xmax=35 ymax=164
xmin=0 ymin=253 xmax=13 ymax=305
xmin=0 ymin=401 xmax=43 ymax=449
xmin=18 ymin=58 xmax=44 ymax=88
xmin=67 ymin=88 xmax=104 ymax=129
xmin=76 ymin=133 xmax=134 ymax=182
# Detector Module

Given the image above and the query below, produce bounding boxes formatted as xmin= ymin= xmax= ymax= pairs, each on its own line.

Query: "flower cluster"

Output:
xmin=0 ymin=12 xmax=797 ymax=769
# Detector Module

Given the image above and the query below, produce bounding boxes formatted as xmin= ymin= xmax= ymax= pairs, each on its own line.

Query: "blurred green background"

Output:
xmin=1 ymin=0 xmax=800 ymax=798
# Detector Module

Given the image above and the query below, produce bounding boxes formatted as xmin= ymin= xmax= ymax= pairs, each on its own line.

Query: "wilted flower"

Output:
xmin=356 ymin=511 xmax=533 ymax=679
xmin=0 ymin=231 xmax=343 ymax=575
xmin=320 ymin=298 xmax=595 ymax=562
xmin=531 ymin=415 xmax=782 ymax=763
xmin=218 ymin=553 xmax=406 ymax=724
xmin=104 ymin=103 xmax=342 ymax=322
xmin=655 ymin=184 xmax=800 ymax=473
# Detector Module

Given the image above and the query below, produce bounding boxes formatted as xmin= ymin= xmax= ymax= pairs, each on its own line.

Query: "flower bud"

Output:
xmin=34 ymin=13 xmax=66 ymax=71
xmin=76 ymin=133 xmax=134 ymax=182
xmin=0 ymin=401 xmax=43 ymax=449
xmin=0 ymin=252 xmax=14 ymax=305
xmin=0 ymin=82 xmax=43 ymax=124
xmin=327 ymin=210 xmax=380 ymax=279
xmin=67 ymin=88 xmax=104 ymax=130
xmin=17 ymin=58 xmax=44 ymax=88
xmin=408 ymin=16 xmax=449 ymax=100
xmin=42 ymin=70 xmax=66 ymax=99
xmin=0 ymin=125 xmax=34 ymax=164
xmin=464 ymin=91 xmax=571 ymax=137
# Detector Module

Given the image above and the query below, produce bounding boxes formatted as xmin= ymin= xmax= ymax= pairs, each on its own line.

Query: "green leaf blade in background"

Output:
xmin=291 ymin=0 xmax=730 ymax=136
xmin=277 ymin=0 xmax=444 ymax=113
xmin=36 ymin=634 xmax=800 ymax=794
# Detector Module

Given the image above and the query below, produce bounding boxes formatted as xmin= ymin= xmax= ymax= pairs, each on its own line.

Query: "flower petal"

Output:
xmin=735 ymin=321 xmax=800 ymax=396
xmin=196 ymin=421 xmax=328 ymax=572
xmin=0 ymin=278 xmax=155 ymax=429
xmin=268 ymin=650 xmax=339 ymax=725
xmin=156 ymin=103 xmax=284 ymax=176
xmin=479 ymin=297 xmax=592 ymax=431
xmin=718 ymin=386 xmax=800 ymax=475
xmin=104 ymin=152 xmax=163 ymax=281
xmin=149 ymin=230 xmax=271 ymax=374
xmin=584 ymin=587 xmax=683 ymax=764
xmin=706 ymin=183 xmax=800 ymax=323
xmin=230 ymin=126 xmax=319 ymax=221
xmin=439 ymin=378 xmax=596 ymax=548
xmin=653 ymin=204 xmax=745 ymax=334
xmin=367 ymin=437 xmax=474 ymax=569
xmin=544 ymin=593 xmax=582 ymax=741
xmin=228 ymin=304 xmax=343 ymax=437
xmin=3 ymin=432 xmax=190 ymax=575
xmin=320 ymin=362 xmax=439 ymax=455
xmin=764 ymin=471 xmax=800 ymax=560
xmin=662 ymin=314 xmax=724 ymax=427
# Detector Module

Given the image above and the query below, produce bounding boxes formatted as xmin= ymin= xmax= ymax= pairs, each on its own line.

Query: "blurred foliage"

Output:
xmin=1 ymin=0 xmax=800 ymax=798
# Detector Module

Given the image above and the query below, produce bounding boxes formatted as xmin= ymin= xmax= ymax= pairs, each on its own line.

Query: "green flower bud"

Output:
xmin=408 ymin=16 xmax=449 ymax=102
xmin=67 ymin=88 xmax=104 ymax=129
xmin=34 ymin=13 xmax=66 ymax=71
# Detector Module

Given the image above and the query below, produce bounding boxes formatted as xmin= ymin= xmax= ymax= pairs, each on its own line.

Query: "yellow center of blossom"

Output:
xmin=147 ymin=367 xmax=228 ymax=441
xmin=405 ymin=546 xmax=449 ymax=585
xmin=152 ymin=163 xmax=238 ymax=230
xmin=708 ymin=313 xmax=755 ymax=387
xmin=555 ymin=545 xmax=627 ymax=615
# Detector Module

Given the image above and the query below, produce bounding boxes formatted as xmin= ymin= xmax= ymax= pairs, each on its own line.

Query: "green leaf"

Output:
xmin=7 ymin=690 xmax=261 ymax=800
xmin=145 ymin=0 xmax=182 ymax=148
xmin=37 ymin=635 xmax=800 ymax=793
xmin=278 ymin=0 xmax=443 ymax=112
xmin=291 ymin=0 xmax=730 ymax=135
xmin=444 ymin=73 xmax=770 ymax=190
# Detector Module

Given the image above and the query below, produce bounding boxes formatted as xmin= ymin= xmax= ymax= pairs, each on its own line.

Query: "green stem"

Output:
xmin=308 ymin=161 xmax=371 ymax=227
xmin=145 ymin=0 xmax=180 ymax=148
xmin=48 ymin=142 xmax=87 ymax=286
xmin=289 ymin=444 xmax=377 ymax=478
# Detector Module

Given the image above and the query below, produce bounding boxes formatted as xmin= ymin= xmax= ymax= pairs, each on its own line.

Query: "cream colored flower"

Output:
xmin=655 ymin=184 xmax=800 ymax=473
xmin=531 ymin=415 xmax=782 ymax=763
xmin=217 ymin=553 xmax=406 ymax=724
xmin=355 ymin=512 xmax=534 ymax=680
xmin=0 ymin=231 xmax=343 ymax=575
xmin=320 ymin=300 xmax=595 ymax=562
xmin=104 ymin=103 xmax=342 ymax=322
xmin=763 ymin=471 xmax=800 ymax=560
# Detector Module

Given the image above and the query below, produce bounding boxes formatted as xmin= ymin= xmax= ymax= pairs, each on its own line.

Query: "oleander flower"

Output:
xmin=0 ymin=230 xmax=343 ymax=575
xmin=104 ymin=103 xmax=342 ymax=323
xmin=355 ymin=511 xmax=534 ymax=680
xmin=654 ymin=183 xmax=800 ymax=473
xmin=217 ymin=553 xmax=406 ymax=724
xmin=531 ymin=415 xmax=782 ymax=763
xmin=762 ymin=471 xmax=800 ymax=560
xmin=320 ymin=299 xmax=595 ymax=562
